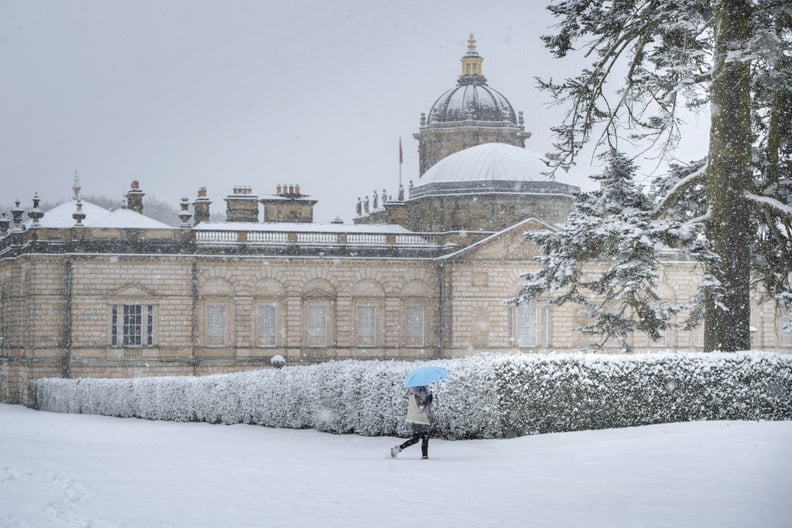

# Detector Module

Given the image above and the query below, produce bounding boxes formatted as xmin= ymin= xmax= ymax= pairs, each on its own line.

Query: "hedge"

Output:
xmin=32 ymin=352 xmax=792 ymax=439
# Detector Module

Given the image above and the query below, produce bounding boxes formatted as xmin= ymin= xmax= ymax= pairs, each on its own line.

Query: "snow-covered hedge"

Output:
xmin=32 ymin=352 xmax=792 ymax=439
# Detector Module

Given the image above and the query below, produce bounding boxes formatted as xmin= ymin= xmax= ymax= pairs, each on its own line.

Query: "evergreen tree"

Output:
xmin=536 ymin=0 xmax=792 ymax=351
xmin=520 ymin=152 xmax=705 ymax=351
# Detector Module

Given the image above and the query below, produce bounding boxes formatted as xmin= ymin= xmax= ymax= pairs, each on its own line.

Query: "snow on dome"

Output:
xmin=418 ymin=143 xmax=549 ymax=185
xmin=410 ymin=143 xmax=578 ymax=200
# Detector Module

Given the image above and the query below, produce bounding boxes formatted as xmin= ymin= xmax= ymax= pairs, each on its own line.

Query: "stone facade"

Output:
xmin=1 ymin=217 xmax=789 ymax=404
xmin=399 ymin=191 xmax=575 ymax=232
xmin=0 ymin=223 xmax=445 ymax=403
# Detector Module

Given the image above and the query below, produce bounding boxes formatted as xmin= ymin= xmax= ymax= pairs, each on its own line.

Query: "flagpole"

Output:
xmin=398 ymin=137 xmax=403 ymax=193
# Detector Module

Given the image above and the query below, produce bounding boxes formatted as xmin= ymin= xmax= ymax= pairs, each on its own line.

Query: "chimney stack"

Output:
xmin=261 ymin=183 xmax=317 ymax=223
xmin=192 ymin=187 xmax=212 ymax=224
xmin=126 ymin=180 xmax=145 ymax=214
xmin=225 ymin=186 xmax=259 ymax=222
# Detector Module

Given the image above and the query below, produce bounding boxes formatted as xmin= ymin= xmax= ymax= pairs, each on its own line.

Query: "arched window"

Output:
xmin=510 ymin=298 xmax=537 ymax=348
xmin=302 ymin=279 xmax=336 ymax=348
xmin=206 ymin=304 xmax=226 ymax=346
xmin=254 ymin=279 xmax=285 ymax=348
xmin=352 ymin=279 xmax=385 ymax=348
xmin=401 ymin=280 xmax=431 ymax=348
xmin=406 ymin=305 xmax=425 ymax=347
xmin=199 ymin=277 xmax=234 ymax=347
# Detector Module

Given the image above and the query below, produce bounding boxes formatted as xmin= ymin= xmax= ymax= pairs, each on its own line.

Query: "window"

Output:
xmin=147 ymin=304 xmax=153 ymax=346
xmin=509 ymin=299 xmax=537 ymax=348
xmin=257 ymin=303 xmax=277 ymax=347
xmin=518 ymin=299 xmax=537 ymax=347
xmin=207 ymin=304 xmax=226 ymax=346
xmin=357 ymin=304 xmax=376 ymax=347
xmin=782 ymin=305 xmax=792 ymax=347
xmin=406 ymin=304 xmax=424 ymax=346
xmin=307 ymin=304 xmax=327 ymax=347
xmin=111 ymin=304 xmax=154 ymax=347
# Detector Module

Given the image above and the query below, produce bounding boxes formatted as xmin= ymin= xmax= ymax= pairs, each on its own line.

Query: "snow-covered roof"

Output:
xmin=417 ymin=143 xmax=550 ymax=186
xmin=31 ymin=200 xmax=169 ymax=229
xmin=86 ymin=208 xmax=171 ymax=229
xmin=36 ymin=200 xmax=112 ymax=228
xmin=409 ymin=143 xmax=579 ymax=200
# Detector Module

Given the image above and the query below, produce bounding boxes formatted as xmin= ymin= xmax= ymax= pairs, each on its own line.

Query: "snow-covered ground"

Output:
xmin=1 ymin=404 xmax=790 ymax=528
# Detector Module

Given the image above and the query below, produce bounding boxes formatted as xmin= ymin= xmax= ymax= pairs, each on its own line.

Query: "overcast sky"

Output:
xmin=0 ymin=0 xmax=710 ymax=223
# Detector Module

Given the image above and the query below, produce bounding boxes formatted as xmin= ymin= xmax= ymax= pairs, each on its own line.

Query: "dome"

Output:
xmin=410 ymin=143 xmax=578 ymax=199
xmin=419 ymin=143 xmax=549 ymax=184
xmin=427 ymin=80 xmax=517 ymax=124
xmin=425 ymin=35 xmax=517 ymax=125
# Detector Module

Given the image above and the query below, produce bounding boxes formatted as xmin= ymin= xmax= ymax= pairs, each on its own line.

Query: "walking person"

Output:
xmin=391 ymin=385 xmax=434 ymax=459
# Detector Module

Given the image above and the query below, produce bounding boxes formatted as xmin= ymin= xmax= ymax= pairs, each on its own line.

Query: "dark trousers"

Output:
xmin=400 ymin=431 xmax=429 ymax=457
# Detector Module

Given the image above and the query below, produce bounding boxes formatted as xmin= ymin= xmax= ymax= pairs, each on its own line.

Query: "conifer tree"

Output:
xmin=520 ymin=152 xmax=705 ymax=350
xmin=535 ymin=0 xmax=792 ymax=351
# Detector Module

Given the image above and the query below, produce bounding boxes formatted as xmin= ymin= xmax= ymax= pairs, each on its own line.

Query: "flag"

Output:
xmin=399 ymin=137 xmax=403 ymax=165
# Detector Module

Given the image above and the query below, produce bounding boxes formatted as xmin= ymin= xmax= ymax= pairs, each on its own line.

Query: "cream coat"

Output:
xmin=405 ymin=394 xmax=430 ymax=425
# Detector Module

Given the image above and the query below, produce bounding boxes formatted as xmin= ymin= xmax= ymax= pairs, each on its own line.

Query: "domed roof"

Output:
xmin=427 ymin=81 xmax=516 ymax=124
xmin=420 ymin=143 xmax=549 ymax=184
xmin=410 ymin=143 xmax=578 ymax=199
xmin=425 ymin=35 xmax=517 ymax=125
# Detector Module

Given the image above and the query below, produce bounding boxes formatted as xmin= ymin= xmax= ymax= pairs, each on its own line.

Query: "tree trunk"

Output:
xmin=704 ymin=0 xmax=753 ymax=351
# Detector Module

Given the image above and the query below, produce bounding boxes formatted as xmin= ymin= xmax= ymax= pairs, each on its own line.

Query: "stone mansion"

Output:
xmin=1 ymin=36 xmax=789 ymax=403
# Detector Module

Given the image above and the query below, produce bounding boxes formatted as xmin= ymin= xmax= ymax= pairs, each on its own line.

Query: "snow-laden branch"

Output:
xmin=680 ymin=207 xmax=712 ymax=229
xmin=651 ymin=161 xmax=708 ymax=219
xmin=745 ymin=192 xmax=792 ymax=218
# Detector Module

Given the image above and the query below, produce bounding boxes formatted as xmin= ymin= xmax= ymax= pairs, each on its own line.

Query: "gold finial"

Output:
xmin=460 ymin=34 xmax=483 ymax=77
xmin=467 ymin=33 xmax=476 ymax=52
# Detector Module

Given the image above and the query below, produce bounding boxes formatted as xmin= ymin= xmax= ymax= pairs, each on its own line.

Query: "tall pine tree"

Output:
xmin=537 ymin=0 xmax=792 ymax=351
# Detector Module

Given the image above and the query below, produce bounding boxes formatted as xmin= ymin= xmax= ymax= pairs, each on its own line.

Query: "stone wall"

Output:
xmin=402 ymin=193 xmax=575 ymax=232
xmin=0 ymin=250 xmax=444 ymax=404
xmin=1 ymin=225 xmax=789 ymax=405
xmin=416 ymin=122 xmax=526 ymax=176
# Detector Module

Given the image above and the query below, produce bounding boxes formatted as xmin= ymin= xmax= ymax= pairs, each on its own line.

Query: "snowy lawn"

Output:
xmin=1 ymin=403 xmax=790 ymax=528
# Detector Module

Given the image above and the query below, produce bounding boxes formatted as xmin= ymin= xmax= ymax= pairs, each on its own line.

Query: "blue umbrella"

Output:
xmin=403 ymin=366 xmax=450 ymax=387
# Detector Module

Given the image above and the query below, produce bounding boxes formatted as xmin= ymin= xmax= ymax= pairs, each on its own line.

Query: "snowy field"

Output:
xmin=1 ymin=404 xmax=790 ymax=528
